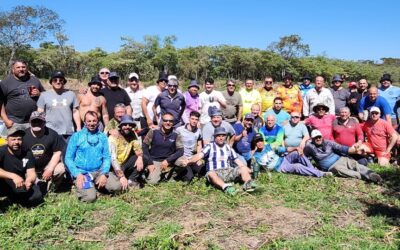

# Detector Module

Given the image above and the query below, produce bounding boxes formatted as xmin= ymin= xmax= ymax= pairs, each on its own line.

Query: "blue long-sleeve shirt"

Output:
xmin=304 ymin=140 xmax=349 ymax=171
xmin=65 ymin=127 xmax=111 ymax=178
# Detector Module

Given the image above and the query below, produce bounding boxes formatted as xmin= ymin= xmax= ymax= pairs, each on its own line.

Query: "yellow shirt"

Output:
xmin=276 ymin=84 xmax=303 ymax=113
xmin=109 ymin=135 xmax=142 ymax=170
xmin=239 ymin=88 xmax=262 ymax=116
xmin=258 ymin=87 xmax=278 ymax=112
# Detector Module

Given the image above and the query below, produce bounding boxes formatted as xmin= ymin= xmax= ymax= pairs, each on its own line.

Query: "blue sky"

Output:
xmin=1 ymin=0 xmax=399 ymax=61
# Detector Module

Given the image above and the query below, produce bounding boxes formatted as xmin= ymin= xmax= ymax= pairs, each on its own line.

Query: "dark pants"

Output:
xmin=0 ymin=179 xmax=44 ymax=207
xmin=122 ymin=153 xmax=150 ymax=182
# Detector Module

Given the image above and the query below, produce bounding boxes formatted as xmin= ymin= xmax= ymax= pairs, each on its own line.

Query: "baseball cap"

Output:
xmin=311 ymin=130 xmax=323 ymax=138
xmin=128 ymin=72 xmax=139 ymax=80
xmin=370 ymin=106 xmax=381 ymax=113
xmin=30 ymin=111 xmax=46 ymax=122
xmin=7 ymin=126 xmax=25 ymax=137
xmin=109 ymin=72 xmax=120 ymax=79
xmin=49 ymin=70 xmax=67 ymax=83
xmin=244 ymin=113 xmax=255 ymax=120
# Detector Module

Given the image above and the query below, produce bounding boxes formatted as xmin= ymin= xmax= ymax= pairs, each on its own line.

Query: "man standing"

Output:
xmin=276 ymin=73 xmax=302 ymax=113
xmin=78 ymin=75 xmax=109 ymax=128
xmin=65 ymin=111 xmax=122 ymax=202
xmin=100 ymin=72 xmax=132 ymax=119
xmin=98 ymin=68 xmax=110 ymax=88
xmin=358 ymin=86 xmax=392 ymax=122
xmin=37 ymin=71 xmax=81 ymax=140
xmin=303 ymin=76 xmax=335 ymax=117
xmin=258 ymin=76 xmax=277 ymax=113
xmin=124 ymin=72 xmax=145 ymax=131
xmin=23 ymin=112 xmax=66 ymax=191
xmin=239 ymin=79 xmax=261 ymax=117
xmin=182 ymin=80 xmax=201 ymax=124
xmin=299 ymin=73 xmax=314 ymax=98
xmin=348 ymin=78 xmax=369 ymax=117
xmin=187 ymin=127 xmax=257 ymax=195
xmin=222 ymin=79 xmax=243 ymax=125
xmin=109 ymin=115 xmax=149 ymax=189
xmin=153 ymin=78 xmax=186 ymax=127
xmin=330 ymin=75 xmax=350 ymax=115
xmin=263 ymin=97 xmax=291 ymax=127
xmin=199 ymin=78 xmax=226 ymax=126
xmin=378 ymin=74 xmax=400 ymax=125
xmin=0 ymin=60 xmax=45 ymax=134
xmin=0 ymin=127 xmax=44 ymax=206
xmin=142 ymin=73 xmax=168 ymax=127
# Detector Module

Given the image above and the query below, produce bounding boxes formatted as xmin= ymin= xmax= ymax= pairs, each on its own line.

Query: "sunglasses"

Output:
xmin=291 ymin=116 xmax=300 ymax=119
xmin=371 ymin=111 xmax=380 ymax=115
xmin=129 ymin=78 xmax=138 ymax=82
xmin=227 ymin=84 xmax=235 ymax=87
xmin=162 ymin=119 xmax=174 ymax=123
xmin=51 ymin=78 xmax=64 ymax=83
xmin=121 ymin=123 xmax=133 ymax=127
xmin=100 ymin=72 xmax=110 ymax=75
xmin=265 ymin=81 xmax=273 ymax=84
xmin=168 ymin=85 xmax=177 ymax=88
xmin=314 ymin=136 xmax=322 ymax=139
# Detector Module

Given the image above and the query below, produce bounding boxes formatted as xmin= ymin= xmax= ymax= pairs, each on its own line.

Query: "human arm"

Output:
xmin=0 ymin=168 xmax=24 ymax=188
xmin=64 ymin=134 xmax=82 ymax=178
xmin=24 ymin=168 xmax=37 ymax=190
xmin=73 ymin=108 xmax=81 ymax=131
xmin=215 ymin=92 xmax=227 ymax=108
xmin=302 ymin=94 xmax=309 ymax=117
xmin=101 ymin=97 xmax=110 ymax=125
xmin=42 ymin=151 xmax=62 ymax=181
xmin=1 ymin=103 xmax=13 ymax=128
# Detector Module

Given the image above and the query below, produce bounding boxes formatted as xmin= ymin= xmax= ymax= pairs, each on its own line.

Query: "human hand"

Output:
xmin=11 ymin=174 xmax=24 ymax=188
xmin=135 ymin=157 xmax=144 ymax=172
xmin=25 ymin=179 xmax=33 ymax=190
xmin=147 ymin=164 xmax=155 ymax=173
xmin=119 ymin=176 xmax=128 ymax=190
xmin=96 ymin=175 xmax=108 ymax=188
xmin=160 ymin=160 xmax=169 ymax=171
xmin=42 ymin=168 xmax=54 ymax=181
xmin=4 ymin=119 xmax=14 ymax=129
xmin=76 ymin=174 xmax=85 ymax=189
xmin=78 ymin=87 xmax=88 ymax=95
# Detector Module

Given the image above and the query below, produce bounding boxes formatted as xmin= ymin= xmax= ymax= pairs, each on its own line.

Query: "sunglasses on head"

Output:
xmin=100 ymin=72 xmax=110 ymax=75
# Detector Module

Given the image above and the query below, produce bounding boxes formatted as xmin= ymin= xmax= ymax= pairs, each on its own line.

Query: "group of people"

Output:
xmin=0 ymin=59 xmax=399 ymax=206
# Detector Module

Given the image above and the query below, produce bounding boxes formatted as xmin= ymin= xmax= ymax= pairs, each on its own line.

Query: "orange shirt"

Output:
xmin=276 ymin=84 xmax=303 ymax=113
xmin=362 ymin=119 xmax=395 ymax=152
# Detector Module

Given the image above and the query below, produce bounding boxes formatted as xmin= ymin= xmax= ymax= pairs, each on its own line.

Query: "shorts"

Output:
xmin=206 ymin=166 xmax=241 ymax=183
xmin=364 ymin=142 xmax=391 ymax=159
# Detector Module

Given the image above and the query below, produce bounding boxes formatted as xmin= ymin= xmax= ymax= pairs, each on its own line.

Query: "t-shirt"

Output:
xmin=182 ymin=92 xmax=200 ymax=124
xmin=124 ymin=87 xmax=144 ymax=119
xmin=142 ymin=85 xmax=162 ymax=121
xmin=276 ymin=85 xmax=302 ymax=113
xmin=332 ymin=117 xmax=363 ymax=147
xmin=379 ymin=85 xmax=400 ymax=118
xmin=259 ymin=124 xmax=284 ymax=150
xmin=304 ymin=114 xmax=336 ymax=140
xmin=358 ymin=96 xmax=392 ymax=119
xmin=154 ymin=91 xmax=186 ymax=125
xmin=362 ymin=119 xmax=395 ymax=152
xmin=202 ymin=121 xmax=236 ymax=143
xmin=199 ymin=90 xmax=226 ymax=125
xmin=0 ymin=74 xmax=45 ymax=123
xmin=233 ymin=124 xmax=256 ymax=154
xmin=258 ymin=87 xmax=277 ymax=112
xmin=37 ymin=90 xmax=79 ymax=135
xmin=221 ymin=90 xmax=242 ymax=123
xmin=100 ymin=87 xmax=131 ymax=119
xmin=202 ymin=142 xmax=237 ymax=172
xmin=175 ymin=125 xmax=202 ymax=157
xmin=22 ymin=127 xmax=65 ymax=171
xmin=330 ymin=88 xmax=350 ymax=115
xmin=239 ymin=88 xmax=261 ymax=116
xmin=0 ymin=145 xmax=35 ymax=178
xmin=283 ymin=122 xmax=309 ymax=147
xmin=263 ymin=109 xmax=291 ymax=127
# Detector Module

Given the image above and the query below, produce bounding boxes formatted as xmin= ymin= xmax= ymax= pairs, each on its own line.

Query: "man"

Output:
xmin=0 ymin=127 xmax=44 ymax=206
xmin=124 ymin=72 xmax=145 ymax=132
xmin=175 ymin=111 xmax=204 ymax=181
xmin=153 ymin=78 xmax=186 ymax=127
xmin=348 ymin=78 xmax=369 ymax=117
xmin=104 ymin=103 xmax=127 ymax=136
xmin=23 ymin=112 xmax=66 ymax=191
xmin=109 ymin=115 xmax=149 ymax=189
xmin=305 ymin=103 xmax=335 ymax=140
xmin=332 ymin=107 xmax=368 ymax=165
xmin=222 ymin=79 xmax=243 ymax=125
xmin=303 ymin=76 xmax=335 ymax=117
xmin=358 ymin=86 xmax=392 ymax=122
xmin=250 ymin=104 xmax=264 ymax=131
xmin=187 ymin=127 xmax=257 ymax=195
xmin=275 ymin=73 xmax=302 ymax=113
xmin=361 ymin=107 xmax=398 ymax=166
xmin=263 ymin=97 xmax=290 ymax=127
xmin=202 ymin=107 xmax=236 ymax=145
xmin=100 ymin=72 xmax=132 ymax=119
xmin=258 ymin=76 xmax=278 ymax=113
xmin=304 ymin=130 xmax=382 ymax=183
xmin=0 ymin=60 xmax=45 ymax=134
xmin=378 ymin=73 xmax=400 ymax=125
xmin=252 ymin=134 xmax=328 ymax=178
xmin=142 ymin=72 xmax=168 ymax=127
xmin=37 ymin=71 xmax=81 ymax=140
xmin=299 ymin=73 xmax=314 ymax=98
xmin=199 ymin=78 xmax=226 ymax=126
xmin=283 ymin=111 xmax=310 ymax=154
xmin=182 ymin=80 xmax=201 ymax=124
xmin=78 ymin=75 xmax=109 ymax=129
xmin=142 ymin=113 xmax=185 ymax=184
xmin=233 ymin=113 xmax=257 ymax=166
xmin=239 ymin=79 xmax=261 ymax=117
xmin=259 ymin=115 xmax=284 ymax=152
xmin=98 ymin=68 xmax=110 ymax=88
xmin=65 ymin=111 xmax=122 ymax=202
xmin=330 ymin=75 xmax=350 ymax=115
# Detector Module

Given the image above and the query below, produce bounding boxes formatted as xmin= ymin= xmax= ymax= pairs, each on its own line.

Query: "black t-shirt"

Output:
xmin=0 ymin=145 xmax=35 ymax=178
xmin=100 ymin=87 xmax=131 ymax=119
xmin=22 ymin=127 xmax=65 ymax=171
xmin=0 ymin=74 xmax=45 ymax=123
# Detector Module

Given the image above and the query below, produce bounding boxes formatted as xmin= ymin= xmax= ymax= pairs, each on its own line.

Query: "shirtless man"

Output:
xmin=78 ymin=76 xmax=109 ymax=128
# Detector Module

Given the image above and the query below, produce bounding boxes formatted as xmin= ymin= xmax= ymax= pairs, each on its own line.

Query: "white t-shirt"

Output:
xmin=199 ymin=90 xmax=226 ymax=125
xmin=125 ymin=87 xmax=144 ymax=119
xmin=142 ymin=85 xmax=162 ymax=120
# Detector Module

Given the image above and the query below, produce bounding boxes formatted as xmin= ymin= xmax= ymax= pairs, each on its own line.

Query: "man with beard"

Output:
xmin=0 ymin=59 xmax=45 ymax=135
xmin=23 ymin=112 xmax=66 ymax=191
xmin=78 ymin=76 xmax=109 ymax=128
xmin=109 ymin=115 xmax=149 ymax=189
xmin=348 ymin=78 xmax=369 ymax=117
xmin=0 ymin=127 xmax=44 ymax=206
xmin=65 ymin=111 xmax=122 ymax=202
xmin=263 ymin=97 xmax=290 ymax=127
xmin=100 ymin=72 xmax=132 ymax=119
xmin=37 ymin=71 xmax=81 ymax=140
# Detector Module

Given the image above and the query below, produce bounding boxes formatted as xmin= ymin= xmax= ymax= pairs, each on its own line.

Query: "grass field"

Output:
xmin=1 ymin=164 xmax=399 ymax=249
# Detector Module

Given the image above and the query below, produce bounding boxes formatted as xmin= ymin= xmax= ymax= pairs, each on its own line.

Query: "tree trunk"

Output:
xmin=6 ymin=46 xmax=16 ymax=75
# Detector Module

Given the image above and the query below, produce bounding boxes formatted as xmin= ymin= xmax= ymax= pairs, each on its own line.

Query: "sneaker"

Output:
xmin=323 ymin=172 xmax=334 ymax=177
xmin=243 ymin=180 xmax=257 ymax=192
xmin=368 ymin=173 xmax=383 ymax=184
xmin=224 ymin=186 xmax=236 ymax=196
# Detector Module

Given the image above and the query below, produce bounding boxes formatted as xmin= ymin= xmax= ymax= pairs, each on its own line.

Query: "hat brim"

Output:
xmin=188 ymin=85 xmax=200 ymax=89
xmin=313 ymin=105 xmax=329 ymax=113
xmin=380 ymin=78 xmax=392 ymax=83
xmin=214 ymin=133 xmax=227 ymax=136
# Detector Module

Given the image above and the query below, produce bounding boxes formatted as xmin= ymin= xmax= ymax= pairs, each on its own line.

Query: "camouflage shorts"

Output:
xmin=206 ymin=166 xmax=241 ymax=183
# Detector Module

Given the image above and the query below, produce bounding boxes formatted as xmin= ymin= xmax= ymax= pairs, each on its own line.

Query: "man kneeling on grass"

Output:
xmin=186 ymin=127 xmax=256 ymax=195
xmin=251 ymin=133 xmax=331 ymax=178
xmin=304 ymin=129 xmax=382 ymax=183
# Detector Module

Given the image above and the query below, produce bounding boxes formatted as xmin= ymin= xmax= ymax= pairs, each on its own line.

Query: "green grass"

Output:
xmin=1 ymin=164 xmax=399 ymax=249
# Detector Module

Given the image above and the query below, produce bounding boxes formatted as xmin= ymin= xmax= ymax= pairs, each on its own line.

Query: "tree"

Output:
xmin=0 ymin=5 xmax=64 ymax=72
xmin=268 ymin=34 xmax=310 ymax=60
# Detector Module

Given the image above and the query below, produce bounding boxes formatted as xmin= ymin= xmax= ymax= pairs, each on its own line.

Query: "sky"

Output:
xmin=1 ymin=0 xmax=400 ymax=61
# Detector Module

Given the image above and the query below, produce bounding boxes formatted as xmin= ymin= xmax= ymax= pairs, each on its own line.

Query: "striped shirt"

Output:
xmin=202 ymin=142 xmax=238 ymax=172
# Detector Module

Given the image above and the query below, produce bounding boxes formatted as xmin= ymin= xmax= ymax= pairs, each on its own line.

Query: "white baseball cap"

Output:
xmin=311 ymin=130 xmax=323 ymax=138
xmin=128 ymin=72 xmax=139 ymax=80
xmin=370 ymin=106 xmax=381 ymax=113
